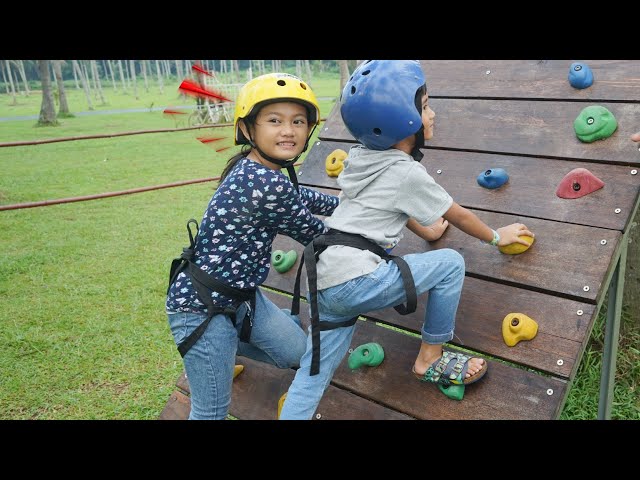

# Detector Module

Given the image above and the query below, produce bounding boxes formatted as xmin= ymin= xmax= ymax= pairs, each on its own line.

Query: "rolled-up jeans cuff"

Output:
xmin=422 ymin=329 xmax=454 ymax=344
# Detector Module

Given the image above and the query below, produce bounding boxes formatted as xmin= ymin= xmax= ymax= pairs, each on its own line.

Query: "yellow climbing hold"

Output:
xmin=233 ymin=364 xmax=244 ymax=378
xmin=502 ymin=312 xmax=538 ymax=347
xmin=499 ymin=235 xmax=535 ymax=255
xmin=325 ymin=149 xmax=347 ymax=177
xmin=277 ymin=392 xmax=287 ymax=419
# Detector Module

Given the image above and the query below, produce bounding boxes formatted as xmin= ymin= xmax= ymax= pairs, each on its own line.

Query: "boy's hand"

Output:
xmin=496 ymin=223 xmax=534 ymax=247
xmin=424 ymin=217 xmax=449 ymax=241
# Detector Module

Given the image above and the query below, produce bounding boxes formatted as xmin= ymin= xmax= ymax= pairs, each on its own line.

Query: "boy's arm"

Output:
xmin=443 ymin=202 xmax=534 ymax=247
xmin=407 ymin=217 xmax=449 ymax=242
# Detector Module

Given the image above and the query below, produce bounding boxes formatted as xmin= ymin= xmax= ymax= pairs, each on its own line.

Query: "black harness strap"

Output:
xmin=292 ymin=229 xmax=418 ymax=375
xmin=168 ymin=219 xmax=256 ymax=357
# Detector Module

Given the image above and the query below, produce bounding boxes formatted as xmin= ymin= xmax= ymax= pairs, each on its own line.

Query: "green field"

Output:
xmin=1 ymin=71 xmax=637 ymax=420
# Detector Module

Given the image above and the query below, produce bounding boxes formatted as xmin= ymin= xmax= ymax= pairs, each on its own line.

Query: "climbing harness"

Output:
xmin=291 ymin=229 xmax=418 ymax=375
xmin=167 ymin=219 xmax=257 ymax=357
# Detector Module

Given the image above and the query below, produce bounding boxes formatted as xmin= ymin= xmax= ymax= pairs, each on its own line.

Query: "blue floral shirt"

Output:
xmin=166 ymin=157 xmax=339 ymax=314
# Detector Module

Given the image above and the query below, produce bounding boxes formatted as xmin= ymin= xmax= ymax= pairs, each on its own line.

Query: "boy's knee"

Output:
xmin=444 ymin=248 xmax=465 ymax=266
xmin=443 ymin=248 xmax=465 ymax=276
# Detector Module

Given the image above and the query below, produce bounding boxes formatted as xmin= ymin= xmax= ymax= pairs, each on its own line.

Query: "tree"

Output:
xmin=339 ymin=60 xmax=350 ymax=91
xmin=155 ymin=59 xmax=164 ymax=94
xmin=72 ymin=60 xmax=94 ymax=110
xmin=129 ymin=60 xmax=138 ymax=100
xmin=52 ymin=60 xmax=72 ymax=117
xmin=36 ymin=60 xmax=58 ymax=126
xmin=106 ymin=60 xmax=117 ymax=91
xmin=90 ymin=60 xmax=106 ymax=105
xmin=15 ymin=60 xmax=31 ymax=96
xmin=141 ymin=60 xmax=149 ymax=93
xmin=117 ymin=60 xmax=127 ymax=92
xmin=3 ymin=60 xmax=17 ymax=104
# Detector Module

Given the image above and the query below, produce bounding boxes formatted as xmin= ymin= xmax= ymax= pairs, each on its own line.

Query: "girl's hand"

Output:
xmin=496 ymin=223 xmax=534 ymax=247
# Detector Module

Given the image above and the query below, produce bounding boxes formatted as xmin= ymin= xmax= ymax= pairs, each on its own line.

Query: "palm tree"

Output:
xmin=52 ymin=60 xmax=72 ymax=117
xmin=37 ymin=60 xmax=58 ymax=126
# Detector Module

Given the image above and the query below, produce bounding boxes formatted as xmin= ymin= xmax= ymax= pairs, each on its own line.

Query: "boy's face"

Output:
xmin=421 ymin=92 xmax=435 ymax=140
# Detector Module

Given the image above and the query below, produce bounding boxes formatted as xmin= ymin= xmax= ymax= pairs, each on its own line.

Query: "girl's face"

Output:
xmin=421 ymin=92 xmax=435 ymax=141
xmin=250 ymin=101 xmax=311 ymax=162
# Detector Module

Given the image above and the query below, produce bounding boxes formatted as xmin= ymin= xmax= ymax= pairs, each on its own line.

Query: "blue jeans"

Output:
xmin=279 ymin=248 xmax=465 ymax=420
xmin=167 ymin=288 xmax=307 ymax=420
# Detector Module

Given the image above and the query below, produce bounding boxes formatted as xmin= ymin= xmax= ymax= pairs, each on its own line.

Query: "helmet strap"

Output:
xmin=245 ymin=123 xmax=318 ymax=193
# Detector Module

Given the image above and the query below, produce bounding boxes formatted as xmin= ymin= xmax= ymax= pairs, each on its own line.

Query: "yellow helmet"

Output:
xmin=234 ymin=73 xmax=320 ymax=145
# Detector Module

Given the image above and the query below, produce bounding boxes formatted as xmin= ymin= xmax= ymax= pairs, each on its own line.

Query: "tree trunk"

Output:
xmin=117 ymin=60 xmax=127 ymax=92
xmin=107 ymin=60 xmax=117 ymax=91
xmin=339 ymin=60 xmax=350 ymax=91
xmin=305 ymin=60 xmax=312 ymax=81
xmin=72 ymin=60 xmax=93 ymax=110
xmin=142 ymin=60 xmax=149 ymax=93
xmin=15 ymin=60 xmax=31 ymax=96
xmin=155 ymin=59 xmax=164 ymax=94
xmin=91 ymin=60 xmax=106 ymax=105
xmin=1 ymin=61 xmax=9 ymax=94
xmin=53 ymin=60 xmax=71 ymax=116
xmin=72 ymin=62 xmax=80 ymax=89
xmin=129 ymin=60 xmax=138 ymax=100
xmin=4 ymin=60 xmax=17 ymax=105
xmin=37 ymin=60 xmax=58 ymax=126
xmin=233 ymin=60 xmax=240 ymax=83
xmin=81 ymin=61 xmax=95 ymax=99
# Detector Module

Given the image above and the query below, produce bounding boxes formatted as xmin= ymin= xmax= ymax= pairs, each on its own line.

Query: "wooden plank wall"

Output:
xmin=160 ymin=60 xmax=640 ymax=420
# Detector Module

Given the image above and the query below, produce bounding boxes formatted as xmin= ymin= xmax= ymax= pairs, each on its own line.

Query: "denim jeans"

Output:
xmin=167 ymin=287 xmax=307 ymax=420
xmin=279 ymin=248 xmax=465 ymax=420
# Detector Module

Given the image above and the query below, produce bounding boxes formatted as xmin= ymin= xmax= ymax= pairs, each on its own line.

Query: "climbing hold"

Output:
xmin=277 ymin=392 xmax=287 ymax=419
xmin=498 ymin=235 xmax=535 ymax=255
xmin=574 ymin=105 xmax=617 ymax=143
xmin=325 ymin=148 xmax=347 ymax=177
xmin=233 ymin=364 xmax=244 ymax=379
xmin=477 ymin=168 xmax=509 ymax=189
xmin=438 ymin=383 xmax=465 ymax=401
xmin=502 ymin=312 xmax=539 ymax=347
xmin=348 ymin=342 xmax=385 ymax=369
xmin=568 ymin=62 xmax=594 ymax=89
xmin=271 ymin=249 xmax=297 ymax=273
xmin=556 ymin=167 xmax=604 ymax=199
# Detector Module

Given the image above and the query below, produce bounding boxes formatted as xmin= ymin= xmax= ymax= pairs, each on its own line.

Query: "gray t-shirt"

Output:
xmin=316 ymin=145 xmax=453 ymax=290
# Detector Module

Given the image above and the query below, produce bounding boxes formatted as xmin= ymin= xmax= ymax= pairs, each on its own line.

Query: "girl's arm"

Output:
xmin=298 ymin=186 xmax=339 ymax=216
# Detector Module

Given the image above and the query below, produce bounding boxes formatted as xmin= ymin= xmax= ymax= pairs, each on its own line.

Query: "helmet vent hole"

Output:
xmin=350 ymin=86 xmax=356 ymax=95
xmin=373 ymin=128 xmax=382 ymax=136
xmin=361 ymin=69 xmax=371 ymax=76
xmin=300 ymin=83 xmax=308 ymax=90
xmin=277 ymin=80 xmax=286 ymax=87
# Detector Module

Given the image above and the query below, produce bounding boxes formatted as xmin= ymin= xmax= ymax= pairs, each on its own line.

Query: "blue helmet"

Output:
xmin=339 ymin=60 xmax=426 ymax=150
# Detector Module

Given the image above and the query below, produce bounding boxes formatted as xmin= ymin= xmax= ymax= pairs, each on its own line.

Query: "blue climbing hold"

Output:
xmin=568 ymin=62 xmax=594 ymax=89
xmin=477 ymin=168 xmax=509 ymax=189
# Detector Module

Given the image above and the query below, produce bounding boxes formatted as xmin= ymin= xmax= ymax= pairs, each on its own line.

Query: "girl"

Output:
xmin=166 ymin=73 xmax=339 ymax=420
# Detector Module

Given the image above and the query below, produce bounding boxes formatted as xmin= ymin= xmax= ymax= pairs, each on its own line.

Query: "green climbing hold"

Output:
xmin=348 ymin=342 xmax=385 ymax=369
xmin=271 ymin=249 xmax=297 ymax=273
xmin=438 ymin=383 xmax=465 ymax=401
xmin=574 ymin=105 xmax=618 ymax=143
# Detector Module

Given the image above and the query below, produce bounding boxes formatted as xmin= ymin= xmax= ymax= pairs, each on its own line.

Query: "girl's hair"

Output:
xmin=219 ymin=143 xmax=252 ymax=186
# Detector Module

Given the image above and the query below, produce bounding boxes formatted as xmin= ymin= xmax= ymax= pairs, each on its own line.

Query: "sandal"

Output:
xmin=412 ymin=350 xmax=488 ymax=386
